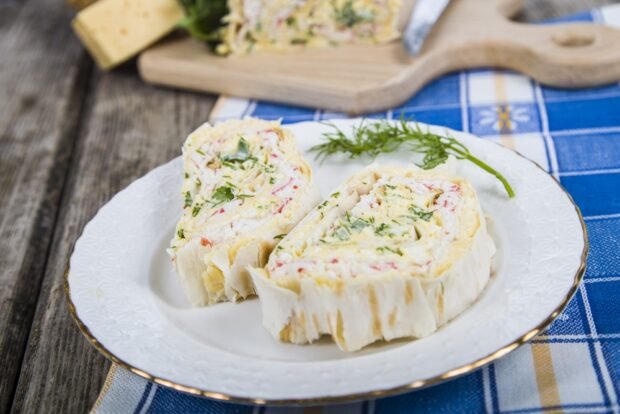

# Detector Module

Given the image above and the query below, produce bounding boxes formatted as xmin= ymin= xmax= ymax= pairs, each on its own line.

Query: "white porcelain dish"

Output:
xmin=66 ymin=120 xmax=587 ymax=404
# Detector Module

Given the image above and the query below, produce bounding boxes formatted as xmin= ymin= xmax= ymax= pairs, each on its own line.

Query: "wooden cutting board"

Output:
xmin=138 ymin=0 xmax=620 ymax=114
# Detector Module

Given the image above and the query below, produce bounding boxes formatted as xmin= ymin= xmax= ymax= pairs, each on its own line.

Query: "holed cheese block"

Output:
xmin=169 ymin=119 xmax=320 ymax=306
xmin=219 ymin=0 xmax=406 ymax=54
xmin=249 ymin=163 xmax=496 ymax=351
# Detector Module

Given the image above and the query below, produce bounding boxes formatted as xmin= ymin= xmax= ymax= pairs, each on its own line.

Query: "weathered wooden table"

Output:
xmin=0 ymin=0 xmax=616 ymax=412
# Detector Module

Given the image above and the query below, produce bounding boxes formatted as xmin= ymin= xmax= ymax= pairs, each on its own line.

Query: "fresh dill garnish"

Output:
xmin=177 ymin=229 xmax=185 ymax=239
xmin=192 ymin=204 xmax=202 ymax=217
xmin=273 ymin=234 xmax=287 ymax=240
xmin=310 ymin=119 xmax=515 ymax=198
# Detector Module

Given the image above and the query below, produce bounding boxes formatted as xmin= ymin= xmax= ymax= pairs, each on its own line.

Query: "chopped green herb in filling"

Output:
xmin=374 ymin=222 xmax=391 ymax=236
xmin=332 ymin=226 xmax=351 ymax=241
xmin=220 ymin=137 xmax=252 ymax=163
xmin=409 ymin=205 xmax=433 ymax=222
xmin=376 ymin=246 xmax=404 ymax=256
xmin=334 ymin=0 xmax=369 ymax=27
xmin=184 ymin=191 xmax=193 ymax=208
xmin=210 ymin=185 xmax=236 ymax=206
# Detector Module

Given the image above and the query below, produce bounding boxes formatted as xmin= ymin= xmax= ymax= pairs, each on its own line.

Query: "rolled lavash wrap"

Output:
xmin=249 ymin=162 xmax=496 ymax=351
xmin=220 ymin=0 xmax=412 ymax=55
xmin=168 ymin=118 xmax=321 ymax=306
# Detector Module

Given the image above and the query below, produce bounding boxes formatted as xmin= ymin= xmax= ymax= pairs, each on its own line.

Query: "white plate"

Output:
xmin=66 ymin=120 xmax=587 ymax=404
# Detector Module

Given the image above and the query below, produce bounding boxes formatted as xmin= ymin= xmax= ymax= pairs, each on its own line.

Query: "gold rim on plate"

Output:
xmin=64 ymin=146 xmax=588 ymax=406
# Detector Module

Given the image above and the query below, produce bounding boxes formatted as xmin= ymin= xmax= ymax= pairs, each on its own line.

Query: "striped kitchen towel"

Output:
xmin=92 ymin=5 xmax=620 ymax=414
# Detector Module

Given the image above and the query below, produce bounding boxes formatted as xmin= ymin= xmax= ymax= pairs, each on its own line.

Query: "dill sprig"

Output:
xmin=310 ymin=119 xmax=515 ymax=198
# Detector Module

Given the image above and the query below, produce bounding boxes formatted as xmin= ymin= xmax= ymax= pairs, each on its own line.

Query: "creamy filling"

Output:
xmin=171 ymin=128 xmax=305 ymax=252
xmin=269 ymin=175 xmax=465 ymax=280
xmin=228 ymin=0 xmax=400 ymax=53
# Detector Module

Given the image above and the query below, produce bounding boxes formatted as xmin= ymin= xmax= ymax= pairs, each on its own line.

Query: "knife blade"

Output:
xmin=402 ymin=0 xmax=452 ymax=55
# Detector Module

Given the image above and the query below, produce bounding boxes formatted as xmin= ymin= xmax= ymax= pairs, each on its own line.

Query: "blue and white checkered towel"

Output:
xmin=91 ymin=6 xmax=620 ymax=413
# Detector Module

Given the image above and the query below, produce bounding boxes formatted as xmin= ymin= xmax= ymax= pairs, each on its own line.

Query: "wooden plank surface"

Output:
xmin=9 ymin=64 xmax=216 ymax=413
xmin=517 ymin=0 xmax=619 ymax=21
xmin=0 ymin=0 xmax=617 ymax=413
xmin=0 ymin=0 xmax=90 ymax=412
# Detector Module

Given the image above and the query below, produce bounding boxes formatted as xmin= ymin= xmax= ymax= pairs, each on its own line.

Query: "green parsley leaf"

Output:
xmin=221 ymin=137 xmax=255 ymax=164
xmin=210 ymin=185 xmax=235 ymax=206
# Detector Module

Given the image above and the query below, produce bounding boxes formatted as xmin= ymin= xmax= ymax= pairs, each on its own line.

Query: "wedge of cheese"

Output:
xmin=169 ymin=119 xmax=320 ymax=306
xmin=249 ymin=163 xmax=495 ymax=351
xmin=72 ymin=0 xmax=184 ymax=69
xmin=219 ymin=0 xmax=410 ymax=54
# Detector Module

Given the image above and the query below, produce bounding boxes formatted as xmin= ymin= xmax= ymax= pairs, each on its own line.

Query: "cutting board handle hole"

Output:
xmin=552 ymin=32 xmax=596 ymax=48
